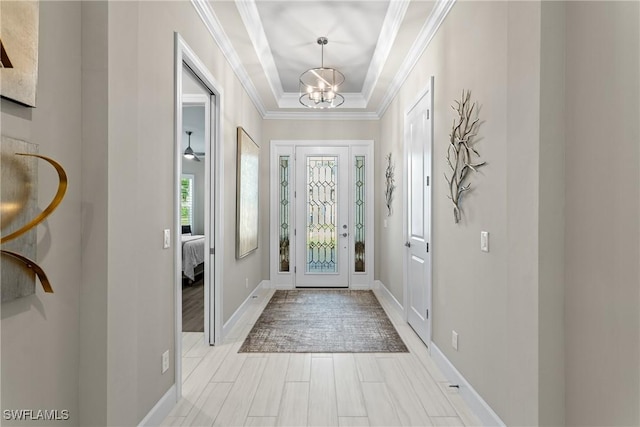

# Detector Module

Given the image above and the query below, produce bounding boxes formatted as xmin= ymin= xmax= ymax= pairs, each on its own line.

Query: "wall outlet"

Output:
xmin=245 ymin=278 xmax=249 ymax=289
xmin=452 ymin=330 xmax=459 ymax=351
xmin=163 ymin=229 xmax=171 ymax=249
xmin=383 ymin=219 xmax=388 ymax=228
xmin=162 ymin=350 xmax=169 ymax=374
xmin=480 ymin=231 xmax=489 ymax=252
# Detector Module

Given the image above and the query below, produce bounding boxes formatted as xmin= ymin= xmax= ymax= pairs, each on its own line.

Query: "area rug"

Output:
xmin=239 ymin=290 xmax=408 ymax=353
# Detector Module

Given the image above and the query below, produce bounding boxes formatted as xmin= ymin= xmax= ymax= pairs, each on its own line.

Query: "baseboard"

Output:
xmin=350 ymin=283 xmax=372 ymax=290
xmin=138 ymin=384 xmax=176 ymax=427
xmin=269 ymin=283 xmax=294 ymax=290
xmin=222 ymin=280 xmax=268 ymax=338
xmin=430 ymin=343 xmax=506 ymax=427
xmin=373 ymin=280 xmax=404 ymax=317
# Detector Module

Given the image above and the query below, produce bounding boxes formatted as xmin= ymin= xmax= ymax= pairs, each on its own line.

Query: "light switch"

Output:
xmin=480 ymin=231 xmax=489 ymax=252
xmin=163 ymin=229 xmax=171 ymax=249
xmin=383 ymin=219 xmax=388 ymax=228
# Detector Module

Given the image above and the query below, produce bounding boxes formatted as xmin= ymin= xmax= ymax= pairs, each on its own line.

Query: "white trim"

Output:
xmin=361 ymin=0 xmax=411 ymax=102
xmin=222 ymin=281 xmax=269 ymax=338
xmin=377 ymin=0 xmax=456 ymax=117
xmin=190 ymin=0 xmax=454 ymax=120
xmin=235 ymin=0 xmax=284 ymax=101
xmin=403 ymin=77 xmax=434 ymax=346
xmin=137 ymin=385 xmax=176 ymax=427
xmin=431 ymin=343 xmax=507 ymax=427
xmin=350 ymin=284 xmax=372 ymax=290
xmin=190 ymin=0 xmax=266 ymax=117
xmin=174 ymin=33 xmax=225 ymax=403
xmin=263 ymin=111 xmax=380 ymax=121
xmin=277 ymin=92 xmax=367 ymax=110
xmin=269 ymin=140 xmax=375 ymax=289
xmin=373 ymin=280 xmax=404 ymax=317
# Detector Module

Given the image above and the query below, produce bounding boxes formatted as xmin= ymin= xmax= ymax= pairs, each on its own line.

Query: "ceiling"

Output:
xmin=189 ymin=0 xmax=454 ymax=120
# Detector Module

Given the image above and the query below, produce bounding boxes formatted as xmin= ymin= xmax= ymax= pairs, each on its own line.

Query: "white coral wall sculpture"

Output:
xmin=444 ymin=90 xmax=486 ymax=223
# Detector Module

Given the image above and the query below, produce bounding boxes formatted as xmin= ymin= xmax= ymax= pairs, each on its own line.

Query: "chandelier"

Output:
xmin=299 ymin=37 xmax=345 ymax=109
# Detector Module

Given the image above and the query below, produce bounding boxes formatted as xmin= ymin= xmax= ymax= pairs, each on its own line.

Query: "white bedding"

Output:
xmin=182 ymin=235 xmax=205 ymax=280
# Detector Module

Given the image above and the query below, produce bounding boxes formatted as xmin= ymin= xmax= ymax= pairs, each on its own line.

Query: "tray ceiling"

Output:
xmin=191 ymin=0 xmax=454 ymax=119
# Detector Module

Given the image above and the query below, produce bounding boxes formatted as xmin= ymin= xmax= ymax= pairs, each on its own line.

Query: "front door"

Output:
xmin=295 ymin=146 xmax=349 ymax=287
xmin=405 ymin=83 xmax=433 ymax=346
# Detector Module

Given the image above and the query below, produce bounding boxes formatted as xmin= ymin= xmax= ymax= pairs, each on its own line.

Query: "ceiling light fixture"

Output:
xmin=299 ymin=37 xmax=345 ymax=109
xmin=183 ymin=131 xmax=200 ymax=162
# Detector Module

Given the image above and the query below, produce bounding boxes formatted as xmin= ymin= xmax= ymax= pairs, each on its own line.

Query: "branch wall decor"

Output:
xmin=444 ymin=90 xmax=486 ymax=223
xmin=384 ymin=152 xmax=396 ymax=216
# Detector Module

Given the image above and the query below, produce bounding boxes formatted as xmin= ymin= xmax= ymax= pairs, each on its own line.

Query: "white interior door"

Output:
xmin=405 ymin=83 xmax=433 ymax=346
xmin=295 ymin=146 xmax=349 ymax=287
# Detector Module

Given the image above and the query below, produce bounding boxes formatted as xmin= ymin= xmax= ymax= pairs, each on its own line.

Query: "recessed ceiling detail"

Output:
xmin=192 ymin=0 xmax=456 ymax=120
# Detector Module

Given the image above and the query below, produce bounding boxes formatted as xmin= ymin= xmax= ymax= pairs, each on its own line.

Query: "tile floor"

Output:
xmin=162 ymin=288 xmax=482 ymax=427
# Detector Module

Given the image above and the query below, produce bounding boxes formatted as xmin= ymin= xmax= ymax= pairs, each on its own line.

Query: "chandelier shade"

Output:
xmin=299 ymin=37 xmax=345 ymax=109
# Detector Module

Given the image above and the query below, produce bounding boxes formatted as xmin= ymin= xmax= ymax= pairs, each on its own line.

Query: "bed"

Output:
xmin=182 ymin=233 xmax=205 ymax=282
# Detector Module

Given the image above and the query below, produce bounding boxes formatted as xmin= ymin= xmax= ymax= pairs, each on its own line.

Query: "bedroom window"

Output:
xmin=181 ymin=174 xmax=194 ymax=228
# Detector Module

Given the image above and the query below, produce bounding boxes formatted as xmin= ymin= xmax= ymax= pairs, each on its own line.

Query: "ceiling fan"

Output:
xmin=183 ymin=130 xmax=205 ymax=160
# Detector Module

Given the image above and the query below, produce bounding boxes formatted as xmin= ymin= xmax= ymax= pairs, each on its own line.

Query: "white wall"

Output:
xmin=78 ymin=1 xmax=266 ymax=424
xmin=378 ymin=1 xmax=563 ymax=424
xmin=564 ymin=2 xmax=640 ymax=425
xmin=1 ymin=1 xmax=82 ymax=425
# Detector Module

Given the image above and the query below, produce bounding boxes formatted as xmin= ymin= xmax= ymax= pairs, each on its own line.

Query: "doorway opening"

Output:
xmin=270 ymin=140 xmax=374 ymax=289
xmin=174 ymin=33 xmax=224 ymax=399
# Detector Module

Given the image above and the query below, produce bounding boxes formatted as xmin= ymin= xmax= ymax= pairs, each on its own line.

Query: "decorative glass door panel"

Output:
xmin=295 ymin=147 xmax=349 ymax=287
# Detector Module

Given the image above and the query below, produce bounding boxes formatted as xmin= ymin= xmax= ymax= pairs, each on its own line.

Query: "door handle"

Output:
xmin=342 ymin=233 xmax=348 ymax=237
xmin=405 ymin=242 xmax=411 ymax=248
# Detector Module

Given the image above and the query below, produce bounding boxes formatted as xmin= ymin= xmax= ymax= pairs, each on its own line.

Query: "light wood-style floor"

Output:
xmin=162 ymin=288 xmax=482 ymax=427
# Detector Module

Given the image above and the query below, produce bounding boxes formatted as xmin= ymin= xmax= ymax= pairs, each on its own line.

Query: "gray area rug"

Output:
xmin=239 ymin=290 xmax=408 ymax=353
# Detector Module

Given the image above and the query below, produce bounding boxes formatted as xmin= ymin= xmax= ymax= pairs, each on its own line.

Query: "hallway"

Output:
xmin=164 ymin=288 xmax=480 ymax=426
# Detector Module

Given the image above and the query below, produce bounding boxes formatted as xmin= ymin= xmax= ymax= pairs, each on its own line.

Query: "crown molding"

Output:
xmin=190 ymin=0 xmax=267 ymax=117
xmin=376 ymin=0 xmax=456 ymax=118
xmin=278 ymin=92 xmax=367 ymax=110
xmin=235 ymin=0 xmax=285 ymax=100
xmin=192 ymin=0 xmax=455 ymax=121
xmin=361 ymin=0 xmax=411 ymax=103
xmin=264 ymin=110 xmax=380 ymax=121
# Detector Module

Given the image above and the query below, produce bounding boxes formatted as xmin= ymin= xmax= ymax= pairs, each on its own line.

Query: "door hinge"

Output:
xmin=426 ymin=309 xmax=429 ymax=320
xmin=426 ymin=109 xmax=430 ymax=120
xmin=426 ymin=242 xmax=429 ymax=253
xmin=294 ymin=266 xmax=297 ymax=273
xmin=210 ymin=247 xmax=215 ymax=255
xmin=426 ymin=176 xmax=430 ymax=186
xmin=294 ymin=229 xmax=296 ymax=236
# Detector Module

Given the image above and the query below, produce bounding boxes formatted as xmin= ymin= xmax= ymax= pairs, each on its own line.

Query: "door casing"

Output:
xmin=270 ymin=140 xmax=374 ymax=290
xmin=174 ymin=33 xmax=224 ymax=400
xmin=403 ymin=77 xmax=434 ymax=349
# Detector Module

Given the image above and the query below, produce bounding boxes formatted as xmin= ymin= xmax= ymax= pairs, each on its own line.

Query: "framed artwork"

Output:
xmin=236 ymin=127 xmax=259 ymax=259
xmin=0 ymin=1 xmax=39 ymax=107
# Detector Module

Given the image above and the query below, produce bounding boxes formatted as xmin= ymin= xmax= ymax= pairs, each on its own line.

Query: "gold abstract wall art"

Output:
xmin=0 ymin=1 xmax=39 ymax=107
xmin=1 ymin=137 xmax=67 ymax=302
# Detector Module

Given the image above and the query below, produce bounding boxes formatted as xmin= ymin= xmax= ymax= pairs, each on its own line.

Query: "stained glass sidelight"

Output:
xmin=306 ymin=156 xmax=338 ymax=273
xmin=279 ymin=156 xmax=290 ymax=272
xmin=355 ymin=156 xmax=365 ymax=272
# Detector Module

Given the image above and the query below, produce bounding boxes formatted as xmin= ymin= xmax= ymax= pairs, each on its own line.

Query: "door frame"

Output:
xmin=174 ymin=33 xmax=224 ymax=399
xmin=403 ymin=77 xmax=434 ymax=349
xmin=269 ymin=140 xmax=374 ymax=290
